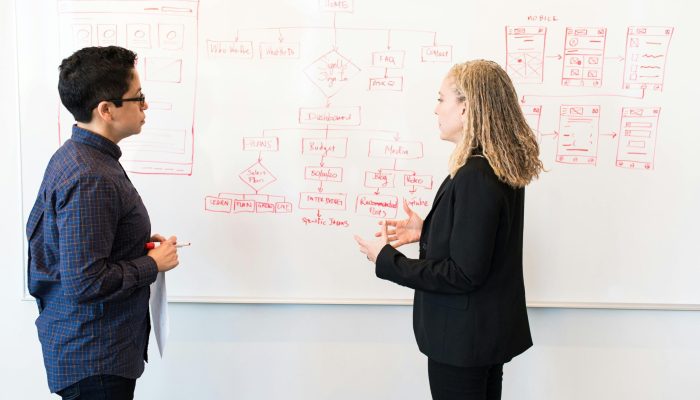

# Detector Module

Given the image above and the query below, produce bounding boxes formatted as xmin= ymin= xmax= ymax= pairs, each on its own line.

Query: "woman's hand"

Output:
xmin=376 ymin=199 xmax=423 ymax=248
xmin=354 ymin=222 xmax=389 ymax=263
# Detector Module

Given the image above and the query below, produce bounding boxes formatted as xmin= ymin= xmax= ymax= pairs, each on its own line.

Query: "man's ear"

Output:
xmin=94 ymin=101 xmax=113 ymax=122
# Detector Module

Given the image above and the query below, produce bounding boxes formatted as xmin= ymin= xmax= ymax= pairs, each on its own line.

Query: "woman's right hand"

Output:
xmin=376 ymin=199 xmax=423 ymax=248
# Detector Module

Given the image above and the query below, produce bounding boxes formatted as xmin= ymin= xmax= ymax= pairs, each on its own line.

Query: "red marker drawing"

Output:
xmin=145 ymin=242 xmax=191 ymax=250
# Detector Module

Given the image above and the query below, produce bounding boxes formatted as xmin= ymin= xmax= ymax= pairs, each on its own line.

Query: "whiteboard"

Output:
xmin=15 ymin=0 xmax=700 ymax=307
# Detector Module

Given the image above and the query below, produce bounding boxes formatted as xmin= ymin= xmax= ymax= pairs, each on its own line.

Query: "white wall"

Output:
xmin=2 ymin=1 xmax=699 ymax=399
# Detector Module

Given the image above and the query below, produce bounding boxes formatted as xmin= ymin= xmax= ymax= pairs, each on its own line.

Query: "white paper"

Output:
xmin=149 ymin=272 xmax=169 ymax=357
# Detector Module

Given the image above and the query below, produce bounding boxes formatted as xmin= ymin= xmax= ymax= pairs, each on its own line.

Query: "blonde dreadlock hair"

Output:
xmin=447 ymin=60 xmax=543 ymax=188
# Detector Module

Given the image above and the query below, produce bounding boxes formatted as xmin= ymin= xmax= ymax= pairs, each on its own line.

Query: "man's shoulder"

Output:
xmin=45 ymin=140 xmax=115 ymax=191
xmin=55 ymin=138 xmax=102 ymax=164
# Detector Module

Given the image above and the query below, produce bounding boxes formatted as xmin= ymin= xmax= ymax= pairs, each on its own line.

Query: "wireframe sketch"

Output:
xmin=57 ymin=0 xmax=199 ymax=175
xmin=623 ymin=26 xmax=674 ymax=91
xmin=556 ymin=105 xmax=600 ymax=165
xmin=562 ymin=27 xmax=607 ymax=87
xmin=506 ymin=26 xmax=547 ymax=84
xmin=521 ymin=105 xmax=543 ymax=142
xmin=615 ymin=107 xmax=661 ymax=170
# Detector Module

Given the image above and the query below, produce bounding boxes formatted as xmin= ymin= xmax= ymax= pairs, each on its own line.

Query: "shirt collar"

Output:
xmin=70 ymin=124 xmax=122 ymax=160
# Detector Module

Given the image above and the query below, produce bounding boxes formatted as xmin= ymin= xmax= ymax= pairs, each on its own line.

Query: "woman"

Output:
xmin=354 ymin=59 xmax=543 ymax=400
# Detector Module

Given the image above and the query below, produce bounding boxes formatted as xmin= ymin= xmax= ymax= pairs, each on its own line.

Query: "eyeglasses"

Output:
xmin=103 ymin=93 xmax=146 ymax=108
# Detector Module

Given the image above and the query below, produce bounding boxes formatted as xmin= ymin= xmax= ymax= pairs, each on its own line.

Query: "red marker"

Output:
xmin=145 ymin=242 xmax=191 ymax=250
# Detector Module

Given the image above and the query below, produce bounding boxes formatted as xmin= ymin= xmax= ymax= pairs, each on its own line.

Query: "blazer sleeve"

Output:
xmin=375 ymin=167 xmax=503 ymax=293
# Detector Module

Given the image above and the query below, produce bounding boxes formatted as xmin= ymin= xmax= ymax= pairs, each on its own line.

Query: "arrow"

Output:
xmin=317 ymin=209 xmax=321 ymax=218
xmin=374 ymin=188 xmax=380 ymax=195
xmin=332 ymin=13 xmax=338 ymax=49
xmin=393 ymin=132 xmax=400 ymax=141
xmin=604 ymin=55 xmax=624 ymax=62
xmin=257 ymin=151 xmax=262 ymax=162
xmin=521 ymin=88 xmax=645 ymax=104
xmin=320 ymin=156 xmax=325 ymax=167
xmin=278 ymin=29 xmax=284 ymax=43
xmin=432 ymin=32 xmax=437 ymax=46
xmin=409 ymin=187 xmax=417 ymax=194
xmin=318 ymin=180 xmax=324 ymax=193
xmin=379 ymin=168 xmax=413 ymax=174
xmin=541 ymin=131 xmax=559 ymax=139
xmin=546 ymin=54 xmax=562 ymax=60
xmin=601 ymin=131 xmax=618 ymax=139
xmin=387 ymin=29 xmax=392 ymax=50
xmin=234 ymin=30 xmax=239 ymax=42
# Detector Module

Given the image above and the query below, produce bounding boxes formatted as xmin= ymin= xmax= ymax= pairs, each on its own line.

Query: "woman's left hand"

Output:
xmin=354 ymin=221 xmax=389 ymax=263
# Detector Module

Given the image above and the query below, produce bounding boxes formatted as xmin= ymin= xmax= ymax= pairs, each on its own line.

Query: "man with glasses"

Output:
xmin=26 ymin=46 xmax=180 ymax=399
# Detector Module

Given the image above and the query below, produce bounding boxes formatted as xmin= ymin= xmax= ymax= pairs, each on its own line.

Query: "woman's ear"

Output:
xmin=95 ymin=101 xmax=113 ymax=122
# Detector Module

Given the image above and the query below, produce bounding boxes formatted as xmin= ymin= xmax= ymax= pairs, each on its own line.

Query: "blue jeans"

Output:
xmin=428 ymin=359 xmax=504 ymax=400
xmin=57 ymin=375 xmax=136 ymax=400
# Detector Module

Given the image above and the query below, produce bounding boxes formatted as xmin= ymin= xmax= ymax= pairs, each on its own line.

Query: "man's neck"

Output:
xmin=76 ymin=121 xmax=120 ymax=144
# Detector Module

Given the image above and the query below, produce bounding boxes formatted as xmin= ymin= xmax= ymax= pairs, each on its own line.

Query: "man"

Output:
xmin=26 ymin=46 xmax=180 ymax=399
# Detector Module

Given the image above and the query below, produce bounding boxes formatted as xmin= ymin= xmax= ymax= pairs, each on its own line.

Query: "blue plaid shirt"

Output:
xmin=26 ymin=125 xmax=158 ymax=393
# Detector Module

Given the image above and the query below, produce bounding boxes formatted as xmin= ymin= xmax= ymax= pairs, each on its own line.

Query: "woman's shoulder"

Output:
xmin=454 ymin=156 xmax=496 ymax=181
xmin=452 ymin=156 xmax=512 ymax=198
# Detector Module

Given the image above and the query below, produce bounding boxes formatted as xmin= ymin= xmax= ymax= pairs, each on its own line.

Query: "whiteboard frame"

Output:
xmin=17 ymin=292 xmax=700 ymax=310
xmin=13 ymin=0 xmax=700 ymax=312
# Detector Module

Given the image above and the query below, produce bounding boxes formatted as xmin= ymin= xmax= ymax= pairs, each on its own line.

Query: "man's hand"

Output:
xmin=147 ymin=235 xmax=179 ymax=272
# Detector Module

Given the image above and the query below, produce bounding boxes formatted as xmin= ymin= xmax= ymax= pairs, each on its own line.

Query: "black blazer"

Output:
xmin=376 ymin=156 xmax=532 ymax=367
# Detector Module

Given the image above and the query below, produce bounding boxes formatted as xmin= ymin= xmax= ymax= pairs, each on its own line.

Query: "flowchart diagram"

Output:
xmin=55 ymin=1 xmax=676 ymax=230
xmin=202 ymin=1 xmax=447 ymax=227
xmin=26 ymin=0 xmax=694 ymax=304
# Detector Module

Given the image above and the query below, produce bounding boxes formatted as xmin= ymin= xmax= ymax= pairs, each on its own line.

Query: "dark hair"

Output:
xmin=58 ymin=46 xmax=137 ymax=123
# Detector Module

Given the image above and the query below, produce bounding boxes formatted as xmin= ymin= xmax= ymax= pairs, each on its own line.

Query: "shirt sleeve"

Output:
xmin=375 ymin=167 xmax=502 ymax=293
xmin=56 ymin=176 xmax=158 ymax=303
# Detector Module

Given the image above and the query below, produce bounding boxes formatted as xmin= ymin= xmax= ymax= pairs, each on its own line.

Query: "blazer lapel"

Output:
xmin=418 ymin=175 xmax=451 ymax=258
xmin=422 ymin=175 xmax=451 ymax=225
xmin=433 ymin=175 xmax=451 ymax=206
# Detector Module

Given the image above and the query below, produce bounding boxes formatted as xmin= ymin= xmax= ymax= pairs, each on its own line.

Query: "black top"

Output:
xmin=376 ymin=156 xmax=532 ymax=367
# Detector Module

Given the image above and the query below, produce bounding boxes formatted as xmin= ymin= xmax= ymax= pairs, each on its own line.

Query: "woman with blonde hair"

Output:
xmin=355 ymin=60 xmax=543 ymax=400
